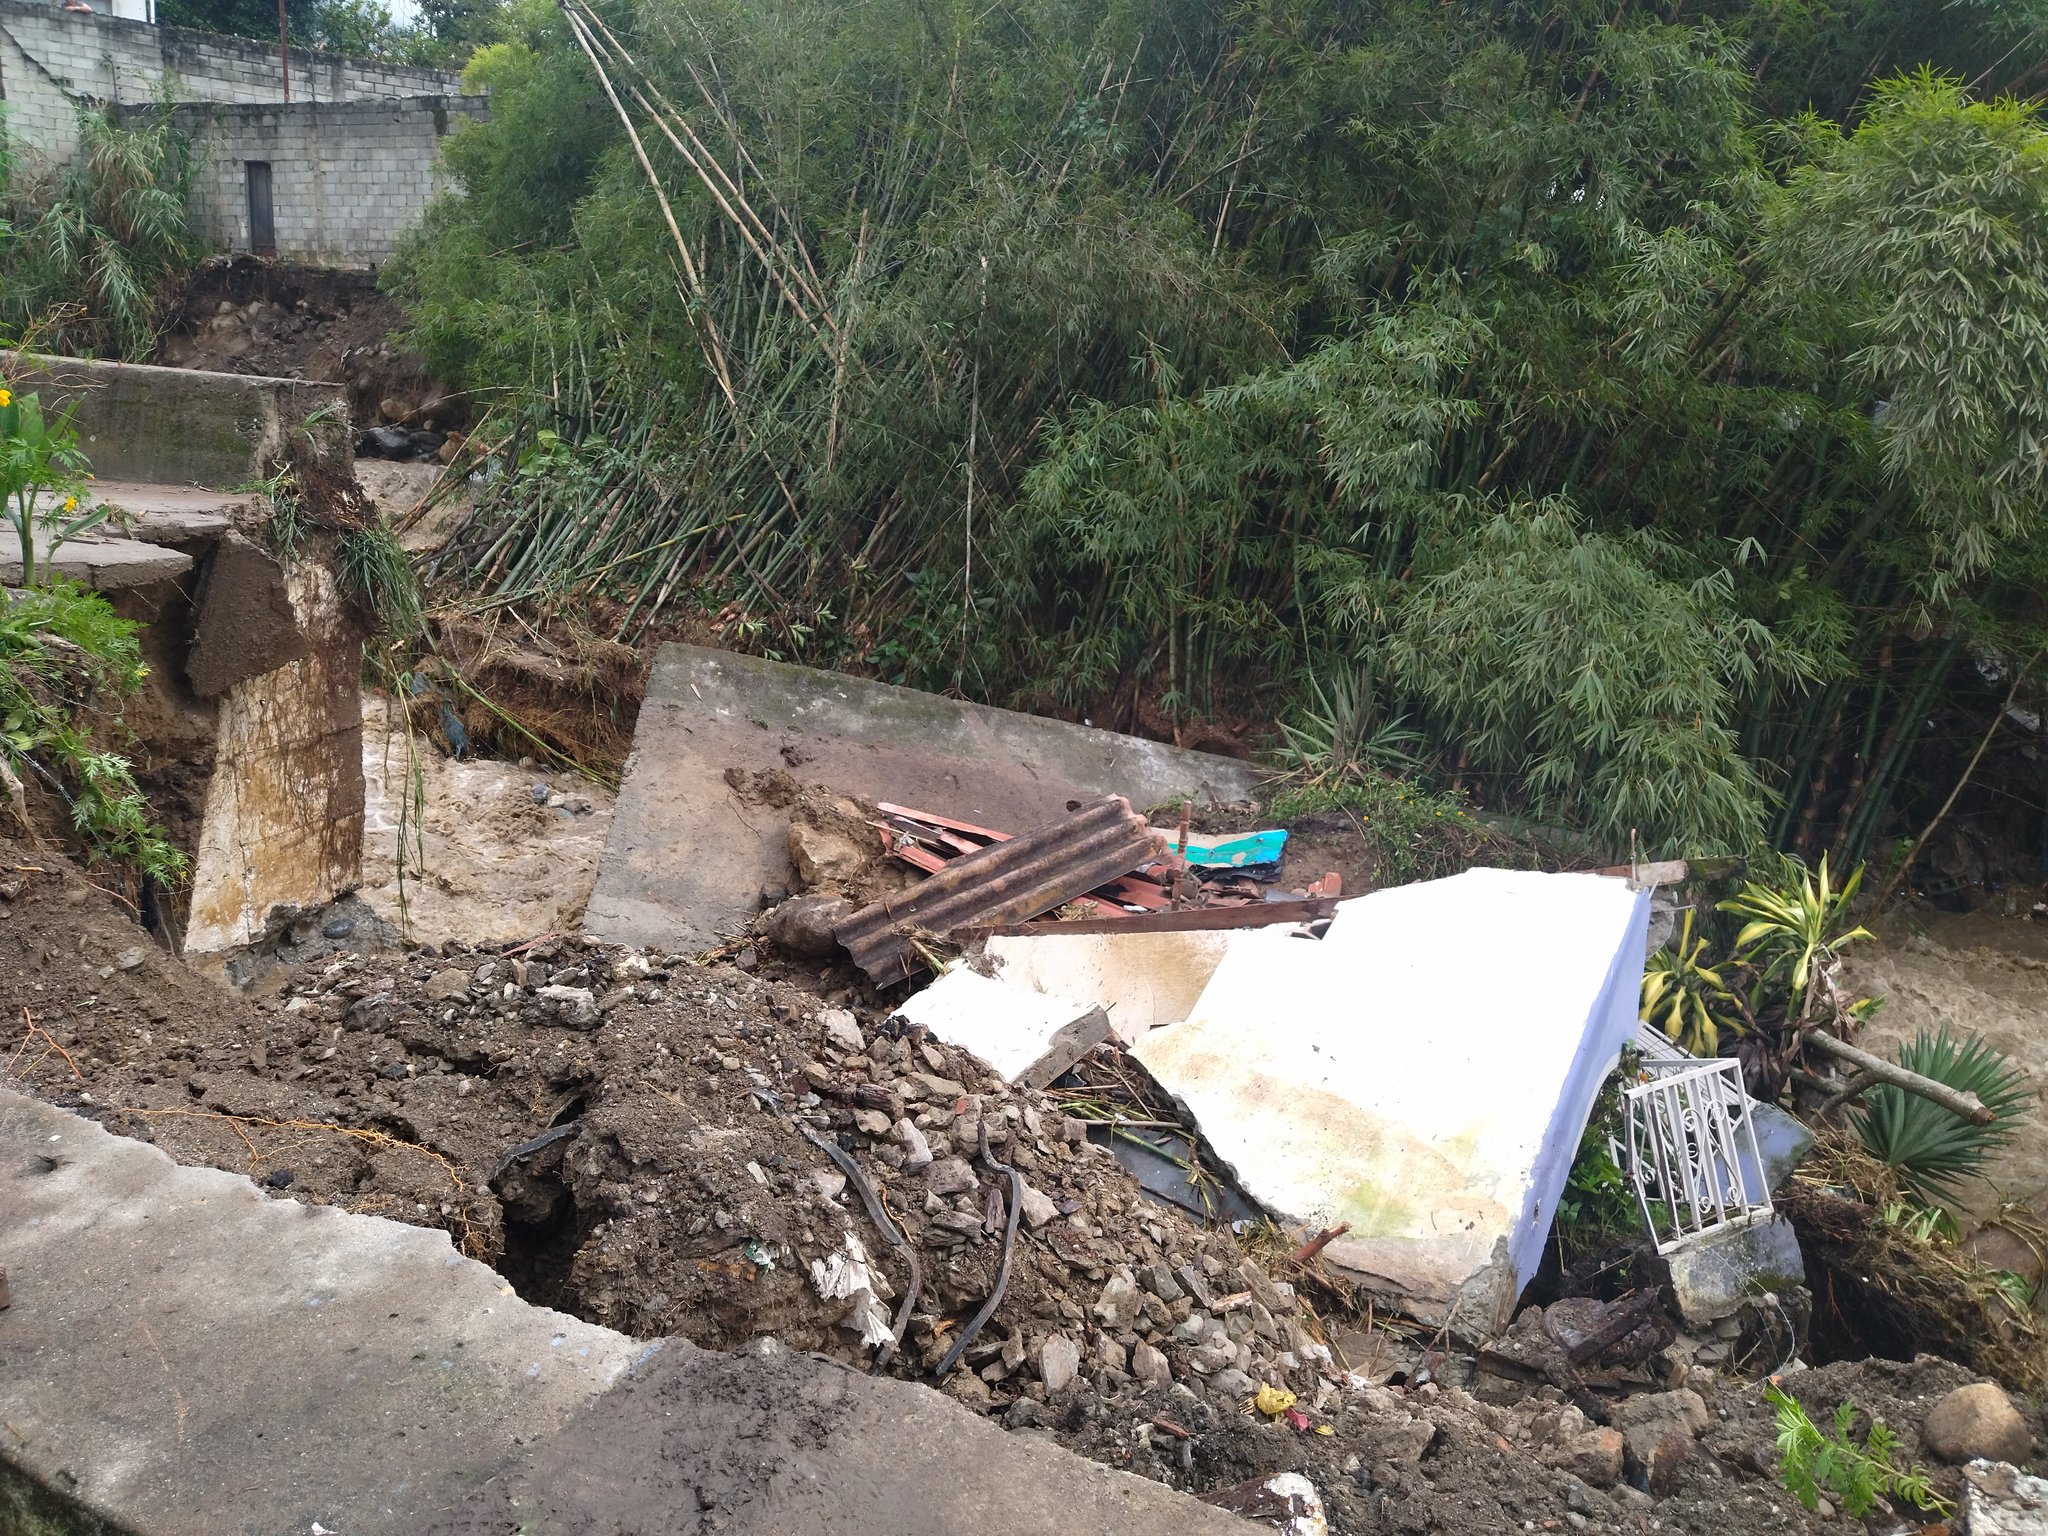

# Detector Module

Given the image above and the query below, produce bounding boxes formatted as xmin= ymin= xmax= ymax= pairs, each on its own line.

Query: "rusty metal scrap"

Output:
xmin=836 ymin=795 xmax=1169 ymax=984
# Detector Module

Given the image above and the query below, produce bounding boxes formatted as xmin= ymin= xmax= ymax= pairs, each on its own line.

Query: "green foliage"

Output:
xmin=1269 ymin=663 xmax=1423 ymax=791
xmin=0 ymin=581 xmax=188 ymax=883
xmin=0 ymin=109 xmax=197 ymax=359
xmin=0 ymin=386 xmax=100 ymax=587
xmin=392 ymin=0 xmax=2048 ymax=867
xmin=1641 ymin=908 xmax=1747 ymax=1056
xmin=1556 ymin=1059 xmax=1643 ymax=1256
xmin=1267 ymin=773 xmax=1484 ymax=887
xmin=1721 ymin=854 xmax=1875 ymax=1018
xmin=1765 ymin=1386 xmax=1949 ymax=1519
xmin=337 ymin=522 xmax=425 ymax=638
xmin=1854 ymin=1027 xmax=2032 ymax=1201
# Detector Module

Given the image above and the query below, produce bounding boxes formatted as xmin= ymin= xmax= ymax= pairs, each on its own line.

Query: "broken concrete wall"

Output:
xmin=184 ymin=556 xmax=365 ymax=952
xmin=1133 ymin=868 xmax=1651 ymax=1332
xmin=587 ymin=644 xmax=1263 ymax=952
xmin=0 ymin=351 xmax=343 ymax=488
xmin=1 ymin=352 xmax=365 ymax=954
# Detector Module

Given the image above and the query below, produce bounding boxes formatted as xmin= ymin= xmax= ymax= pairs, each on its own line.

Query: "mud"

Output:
xmin=357 ymin=695 xmax=614 ymax=947
xmin=153 ymin=256 xmax=459 ymax=436
xmin=1848 ymin=913 xmax=2048 ymax=1224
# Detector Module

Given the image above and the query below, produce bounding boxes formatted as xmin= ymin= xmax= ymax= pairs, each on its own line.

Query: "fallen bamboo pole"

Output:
xmin=1804 ymin=1029 xmax=1994 ymax=1126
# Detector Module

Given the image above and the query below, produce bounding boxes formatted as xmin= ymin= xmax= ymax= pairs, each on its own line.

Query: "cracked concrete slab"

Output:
xmin=0 ymin=1090 xmax=640 ymax=1536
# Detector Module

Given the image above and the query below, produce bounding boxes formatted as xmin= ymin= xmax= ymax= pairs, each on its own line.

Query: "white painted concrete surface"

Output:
xmin=984 ymin=928 xmax=1234 ymax=1043
xmin=1133 ymin=868 xmax=1650 ymax=1330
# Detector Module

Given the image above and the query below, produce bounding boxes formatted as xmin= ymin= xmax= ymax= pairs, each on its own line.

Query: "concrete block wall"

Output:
xmin=151 ymin=95 xmax=485 ymax=264
xmin=0 ymin=0 xmax=462 ymax=167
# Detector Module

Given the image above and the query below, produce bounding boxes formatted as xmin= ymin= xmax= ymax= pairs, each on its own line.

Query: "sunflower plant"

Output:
xmin=0 ymin=383 xmax=105 ymax=587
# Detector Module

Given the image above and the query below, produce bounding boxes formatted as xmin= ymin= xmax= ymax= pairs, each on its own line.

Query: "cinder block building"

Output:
xmin=0 ymin=0 xmax=485 ymax=263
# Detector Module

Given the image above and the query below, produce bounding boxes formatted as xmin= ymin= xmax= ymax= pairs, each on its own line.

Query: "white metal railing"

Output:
xmin=1620 ymin=1057 xmax=1771 ymax=1254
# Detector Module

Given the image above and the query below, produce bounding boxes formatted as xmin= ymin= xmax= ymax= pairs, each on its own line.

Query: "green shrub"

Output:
xmin=1854 ymin=1027 xmax=2030 ymax=1202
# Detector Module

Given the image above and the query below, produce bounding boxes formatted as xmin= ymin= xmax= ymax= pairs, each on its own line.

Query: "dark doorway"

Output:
xmin=245 ymin=162 xmax=275 ymax=256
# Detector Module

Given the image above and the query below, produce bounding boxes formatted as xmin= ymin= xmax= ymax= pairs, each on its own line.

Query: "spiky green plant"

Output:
xmin=1720 ymin=854 xmax=1875 ymax=1021
xmin=1269 ymin=663 xmax=1423 ymax=790
xmin=1641 ymin=908 xmax=1746 ymax=1055
xmin=1853 ymin=1028 xmax=2031 ymax=1201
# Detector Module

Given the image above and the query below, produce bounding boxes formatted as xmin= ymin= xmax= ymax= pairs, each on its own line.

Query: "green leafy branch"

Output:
xmin=1766 ymin=1386 xmax=1950 ymax=1519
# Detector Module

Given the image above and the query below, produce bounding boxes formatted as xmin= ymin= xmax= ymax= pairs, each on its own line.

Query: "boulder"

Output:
xmin=1923 ymin=1383 xmax=2033 ymax=1467
xmin=765 ymin=893 xmax=852 ymax=959
xmin=789 ymin=821 xmax=868 ymax=889
xmin=1613 ymin=1390 xmax=1707 ymax=1497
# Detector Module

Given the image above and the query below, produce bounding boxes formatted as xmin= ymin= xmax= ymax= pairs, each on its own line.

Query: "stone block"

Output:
xmin=1664 ymin=1215 xmax=1805 ymax=1327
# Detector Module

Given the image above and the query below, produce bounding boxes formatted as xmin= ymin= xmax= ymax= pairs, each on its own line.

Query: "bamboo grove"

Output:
xmin=395 ymin=0 xmax=2048 ymax=863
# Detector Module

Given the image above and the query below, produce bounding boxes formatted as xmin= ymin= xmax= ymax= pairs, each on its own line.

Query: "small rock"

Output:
xmin=1004 ymin=1397 xmax=1044 ymax=1430
xmin=895 ymin=1118 xmax=933 ymax=1169
xmin=1017 ymin=1179 xmax=1059 ymax=1229
xmin=789 ymin=821 xmax=868 ymax=889
xmin=925 ymin=1157 xmax=978 ymax=1197
xmin=1211 ymin=1367 xmax=1255 ymax=1401
xmin=853 ymin=1108 xmax=893 ymax=1136
xmin=537 ymin=984 xmax=601 ymax=1028
xmin=1140 ymin=1264 xmax=1185 ymax=1304
xmin=425 ymin=968 xmax=472 ymax=1002
xmin=321 ymin=916 xmax=354 ymax=940
xmin=1040 ymin=1334 xmax=1081 ymax=1393
xmin=1376 ymin=1415 xmax=1438 ymax=1463
xmin=1131 ymin=1342 xmax=1173 ymax=1388
xmin=819 ymin=1008 xmax=866 ymax=1055
xmin=263 ymin=1168 xmax=295 ymax=1189
xmin=1094 ymin=1274 xmax=1142 ymax=1330
xmin=1923 ymin=1382 xmax=2033 ymax=1466
xmin=1546 ymin=1428 xmax=1625 ymax=1489
xmin=1094 ymin=1334 xmax=1128 ymax=1376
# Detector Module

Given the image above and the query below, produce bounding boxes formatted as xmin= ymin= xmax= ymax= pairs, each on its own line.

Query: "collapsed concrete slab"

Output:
xmin=1132 ymin=868 xmax=1650 ymax=1332
xmin=0 ymin=1090 xmax=639 ymax=1536
xmin=984 ymin=927 xmax=1236 ymax=1043
xmin=586 ymin=644 xmax=1262 ymax=951
xmin=890 ymin=963 xmax=1111 ymax=1088
xmin=0 ymin=1090 xmax=1252 ymax=1535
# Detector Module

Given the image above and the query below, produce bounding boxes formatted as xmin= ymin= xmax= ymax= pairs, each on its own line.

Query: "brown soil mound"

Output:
xmin=0 ymin=836 xmax=2027 ymax=1533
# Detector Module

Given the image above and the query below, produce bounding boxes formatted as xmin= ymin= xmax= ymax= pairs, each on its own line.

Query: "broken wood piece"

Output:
xmin=1803 ymin=1029 xmax=1994 ymax=1126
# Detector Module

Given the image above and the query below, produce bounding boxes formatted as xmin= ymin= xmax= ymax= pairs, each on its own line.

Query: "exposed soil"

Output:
xmin=153 ymin=255 xmax=461 ymax=437
xmin=357 ymin=694 xmax=615 ymax=948
xmin=4 ymin=831 xmax=2042 ymax=1532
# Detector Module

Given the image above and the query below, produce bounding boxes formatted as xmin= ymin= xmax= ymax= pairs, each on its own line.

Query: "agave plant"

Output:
xmin=1269 ymin=663 xmax=1425 ymax=791
xmin=1854 ymin=1028 xmax=2031 ymax=1202
xmin=1720 ymin=853 xmax=1875 ymax=1024
xmin=1640 ymin=908 xmax=1746 ymax=1055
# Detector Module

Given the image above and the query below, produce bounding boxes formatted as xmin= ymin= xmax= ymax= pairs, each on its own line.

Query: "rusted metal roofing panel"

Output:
xmin=836 ymin=795 xmax=1169 ymax=985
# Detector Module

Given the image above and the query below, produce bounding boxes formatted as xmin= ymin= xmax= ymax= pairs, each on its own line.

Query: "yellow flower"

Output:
xmin=0 ymin=388 xmax=13 ymax=407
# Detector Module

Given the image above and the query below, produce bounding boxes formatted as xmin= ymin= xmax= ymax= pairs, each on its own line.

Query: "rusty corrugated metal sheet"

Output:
xmin=836 ymin=795 xmax=1169 ymax=985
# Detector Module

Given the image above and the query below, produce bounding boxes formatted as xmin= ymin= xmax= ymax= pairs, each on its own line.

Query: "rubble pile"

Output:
xmin=7 ymin=838 xmax=2043 ymax=1534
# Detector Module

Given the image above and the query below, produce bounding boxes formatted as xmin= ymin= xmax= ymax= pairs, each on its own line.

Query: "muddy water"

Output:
xmin=356 ymin=696 xmax=615 ymax=946
xmin=1846 ymin=911 xmax=2048 ymax=1225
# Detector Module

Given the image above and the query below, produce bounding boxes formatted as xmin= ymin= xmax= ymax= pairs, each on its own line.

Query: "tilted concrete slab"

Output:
xmin=424 ymin=1335 xmax=1253 ymax=1536
xmin=1133 ymin=868 xmax=1650 ymax=1332
xmin=587 ymin=644 xmax=1263 ymax=951
xmin=0 ymin=1091 xmax=1249 ymax=1535
xmin=0 ymin=1090 xmax=641 ymax=1536
xmin=0 ymin=523 xmax=194 ymax=589
xmin=985 ymin=927 xmax=1236 ymax=1043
